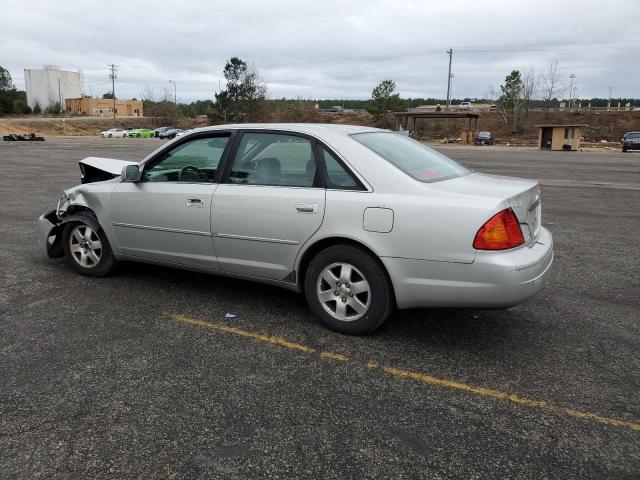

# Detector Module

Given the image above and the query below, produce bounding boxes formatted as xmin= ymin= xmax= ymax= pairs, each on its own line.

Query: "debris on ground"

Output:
xmin=3 ymin=133 xmax=45 ymax=141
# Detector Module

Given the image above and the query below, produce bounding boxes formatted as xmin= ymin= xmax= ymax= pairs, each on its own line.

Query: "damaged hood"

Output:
xmin=79 ymin=157 xmax=138 ymax=183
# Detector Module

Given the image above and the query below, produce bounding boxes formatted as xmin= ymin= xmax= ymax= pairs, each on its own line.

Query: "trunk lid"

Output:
xmin=428 ymin=172 xmax=542 ymax=245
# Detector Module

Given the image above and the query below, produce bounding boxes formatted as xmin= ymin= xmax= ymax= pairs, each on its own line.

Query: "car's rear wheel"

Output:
xmin=62 ymin=222 xmax=116 ymax=277
xmin=304 ymin=245 xmax=393 ymax=334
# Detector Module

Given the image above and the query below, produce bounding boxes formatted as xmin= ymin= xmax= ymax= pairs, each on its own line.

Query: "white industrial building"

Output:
xmin=24 ymin=65 xmax=84 ymax=111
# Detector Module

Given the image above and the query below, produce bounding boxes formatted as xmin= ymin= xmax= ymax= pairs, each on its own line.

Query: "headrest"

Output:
xmin=255 ymin=157 xmax=281 ymax=182
xmin=306 ymin=159 xmax=316 ymax=177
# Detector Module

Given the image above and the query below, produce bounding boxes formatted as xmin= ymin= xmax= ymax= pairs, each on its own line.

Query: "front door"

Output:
xmin=110 ymin=133 xmax=232 ymax=270
xmin=212 ymin=131 xmax=325 ymax=280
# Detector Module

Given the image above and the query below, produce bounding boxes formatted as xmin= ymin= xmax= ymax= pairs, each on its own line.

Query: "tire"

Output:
xmin=304 ymin=244 xmax=393 ymax=334
xmin=622 ymin=147 xmax=627 ymax=152
xmin=62 ymin=221 xmax=116 ymax=277
xmin=108 ymin=134 xmax=112 ymax=138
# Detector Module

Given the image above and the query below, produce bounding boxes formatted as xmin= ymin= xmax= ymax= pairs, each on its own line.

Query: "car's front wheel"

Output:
xmin=62 ymin=222 xmax=116 ymax=277
xmin=304 ymin=245 xmax=393 ymax=334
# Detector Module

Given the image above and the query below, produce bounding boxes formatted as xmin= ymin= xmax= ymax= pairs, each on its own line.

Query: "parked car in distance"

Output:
xmin=158 ymin=128 xmax=183 ymax=139
xmin=489 ymin=104 xmax=498 ymax=112
xmin=621 ymin=131 xmax=640 ymax=152
xmin=475 ymin=131 xmax=494 ymax=145
xmin=100 ymin=128 xmax=128 ymax=138
xmin=38 ymin=124 xmax=553 ymax=334
xmin=127 ymin=128 xmax=155 ymax=138
xmin=154 ymin=126 xmax=174 ymax=137
xmin=458 ymin=101 xmax=473 ymax=111
xmin=175 ymin=129 xmax=192 ymax=138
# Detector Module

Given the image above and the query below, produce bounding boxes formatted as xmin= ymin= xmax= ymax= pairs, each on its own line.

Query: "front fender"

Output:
xmin=38 ymin=209 xmax=102 ymax=259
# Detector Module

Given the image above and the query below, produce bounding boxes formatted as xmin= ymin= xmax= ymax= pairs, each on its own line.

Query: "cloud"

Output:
xmin=2 ymin=0 xmax=638 ymax=101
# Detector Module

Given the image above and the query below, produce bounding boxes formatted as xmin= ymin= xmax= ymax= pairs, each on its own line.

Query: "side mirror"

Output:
xmin=121 ymin=164 xmax=141 ymax=182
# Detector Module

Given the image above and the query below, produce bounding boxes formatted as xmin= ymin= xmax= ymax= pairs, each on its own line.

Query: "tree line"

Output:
xmin=2 ymin=60 xmax=638 ymax=124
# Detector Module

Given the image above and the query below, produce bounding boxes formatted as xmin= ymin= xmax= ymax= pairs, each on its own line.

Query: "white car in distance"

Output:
xmin=100 ymin=128 xmax=128 ymax=138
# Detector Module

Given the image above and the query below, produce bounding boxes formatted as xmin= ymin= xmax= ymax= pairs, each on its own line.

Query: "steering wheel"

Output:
xmin=179 ymin=165 xmax=206 ymax=182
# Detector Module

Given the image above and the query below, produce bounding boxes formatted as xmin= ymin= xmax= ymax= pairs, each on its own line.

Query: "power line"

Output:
xmin=262 ymin=39 xmax=640 ymax=70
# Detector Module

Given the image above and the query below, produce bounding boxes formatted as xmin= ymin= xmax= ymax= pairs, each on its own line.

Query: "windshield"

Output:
xmin=352 ymin=132 xmax=470 ymax=182
xmin=478 ymin=131 xmax=491 ymax=138
xmin=626 ymin=133 xmax=640 ymax=139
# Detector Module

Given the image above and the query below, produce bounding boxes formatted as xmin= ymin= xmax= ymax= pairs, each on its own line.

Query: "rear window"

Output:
xmin=352 ymin=132 xmax=469 ymax=183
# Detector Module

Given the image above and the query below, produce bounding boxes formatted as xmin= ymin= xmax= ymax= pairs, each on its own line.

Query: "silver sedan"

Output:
xmin=38 ymin=124 xmax=553 ymax=334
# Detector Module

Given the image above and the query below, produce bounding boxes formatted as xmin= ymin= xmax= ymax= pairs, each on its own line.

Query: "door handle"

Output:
xmin=187 ymin=198 xmax=205 ymax=207
xmin=295 ymin=203 xmax=318 ymax=214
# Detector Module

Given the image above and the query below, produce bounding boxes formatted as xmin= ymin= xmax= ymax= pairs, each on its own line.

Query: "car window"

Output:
xmin=352 ymin=132 xmax=469 ymax=183
xmin=318 ymin=145 xmax=362 ymax=190
xmin=142 ymin=135 xmax=230 ymax=183
xmin=229 ymin=132 xmax=317 ymax=187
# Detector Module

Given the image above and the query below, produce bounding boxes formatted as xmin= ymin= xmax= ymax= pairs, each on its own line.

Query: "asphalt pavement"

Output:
xmin=1 ymin=137 xmax=639 ymax=479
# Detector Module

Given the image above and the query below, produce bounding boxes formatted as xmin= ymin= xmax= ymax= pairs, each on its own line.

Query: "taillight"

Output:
xmin=473 ymin=208 xmax=525 ymax=250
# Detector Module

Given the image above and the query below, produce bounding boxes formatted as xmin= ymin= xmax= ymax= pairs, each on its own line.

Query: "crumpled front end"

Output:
xmin=38 ymin=210 xmax=65 ymax=259
xmin=38 ymin=189 xmax=103 ymax=259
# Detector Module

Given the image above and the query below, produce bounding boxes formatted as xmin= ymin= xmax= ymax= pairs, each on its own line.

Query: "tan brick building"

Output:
xmin=65 ymin=97 xmax=143 ymax=117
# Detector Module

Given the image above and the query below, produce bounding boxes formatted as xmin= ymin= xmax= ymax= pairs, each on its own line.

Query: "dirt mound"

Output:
xmin=0 ymin=116 xmax=206 ymax=137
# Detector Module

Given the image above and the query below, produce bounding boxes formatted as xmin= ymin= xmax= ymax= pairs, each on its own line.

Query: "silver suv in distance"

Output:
xmin=38 ymin=124 xmax=553 ymax=334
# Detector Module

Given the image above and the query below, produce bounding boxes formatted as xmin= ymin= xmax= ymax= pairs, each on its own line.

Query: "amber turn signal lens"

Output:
xmin=473 ymin=208 xmax=525 ymax=250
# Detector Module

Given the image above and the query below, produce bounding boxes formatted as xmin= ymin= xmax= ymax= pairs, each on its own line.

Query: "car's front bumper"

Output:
xmin=623 ymin=143 xmax=640 ymax=150
xmin=383 ymin=227 xmax=554 ymax=309
xmin=37 ymin=210 xmax=63 ymax=259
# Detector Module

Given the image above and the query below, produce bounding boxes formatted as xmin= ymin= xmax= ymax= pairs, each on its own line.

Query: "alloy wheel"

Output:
xmin=317 ymin=262 xmax=371 ymax=321
xmin=68 ymin=225 xmax=102 ymax=268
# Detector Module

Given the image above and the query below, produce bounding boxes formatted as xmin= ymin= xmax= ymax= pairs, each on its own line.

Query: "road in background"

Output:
xmin=1 ymin=138 xmax=639 ymax=479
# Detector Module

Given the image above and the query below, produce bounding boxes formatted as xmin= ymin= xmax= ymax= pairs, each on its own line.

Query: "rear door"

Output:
xmin=211 ymin=131 xmax=325 ymax=280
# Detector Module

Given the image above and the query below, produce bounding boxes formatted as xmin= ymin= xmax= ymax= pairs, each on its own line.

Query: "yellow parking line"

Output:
xmin=320 ymin=351 xmax=350 ymax=362
xmin=383 ymin=367 xmax=640 ymax=431
xmin=169 ymin=313 xmax=640 ymax=432
xmin=171 ymin=314 xmax=315 ymax=353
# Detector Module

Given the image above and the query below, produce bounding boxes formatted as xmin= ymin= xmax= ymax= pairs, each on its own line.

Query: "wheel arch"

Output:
xmin=296 ymin=236 xmax=396 ymax=305
xmin=49 ymin=206 xmax=106 ymax=258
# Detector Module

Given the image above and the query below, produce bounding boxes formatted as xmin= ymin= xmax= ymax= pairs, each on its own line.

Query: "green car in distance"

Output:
xmin=127 ymin=128 xmax=155 ymax=138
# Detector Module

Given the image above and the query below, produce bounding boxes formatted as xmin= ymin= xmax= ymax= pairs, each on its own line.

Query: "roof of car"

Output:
xmin=194 ymin=123 xmax=385 ymax=136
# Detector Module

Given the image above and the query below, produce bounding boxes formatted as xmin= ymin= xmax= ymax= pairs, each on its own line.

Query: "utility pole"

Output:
xmin=108 ymin=64 xmax=118 ymax=119
xmin=169 ymin=80 xmax=177 ymax=118
xmin=568 ymin=73 xmax=575 ymax=109
xmin=446 ymin=49 xmax=453 ymax=111
xmin=608 ymin=86 xmax=612 ymax=111
xmin=57 ymin=78 xmax=62 ymax=114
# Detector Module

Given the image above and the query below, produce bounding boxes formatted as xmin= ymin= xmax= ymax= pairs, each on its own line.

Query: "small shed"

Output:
xmin=536 ymin=124 xmax=588 ymax=151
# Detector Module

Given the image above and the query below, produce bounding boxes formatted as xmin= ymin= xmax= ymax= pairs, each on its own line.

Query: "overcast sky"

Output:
xmin=2 ymin=0 xmax=638 ymax=102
